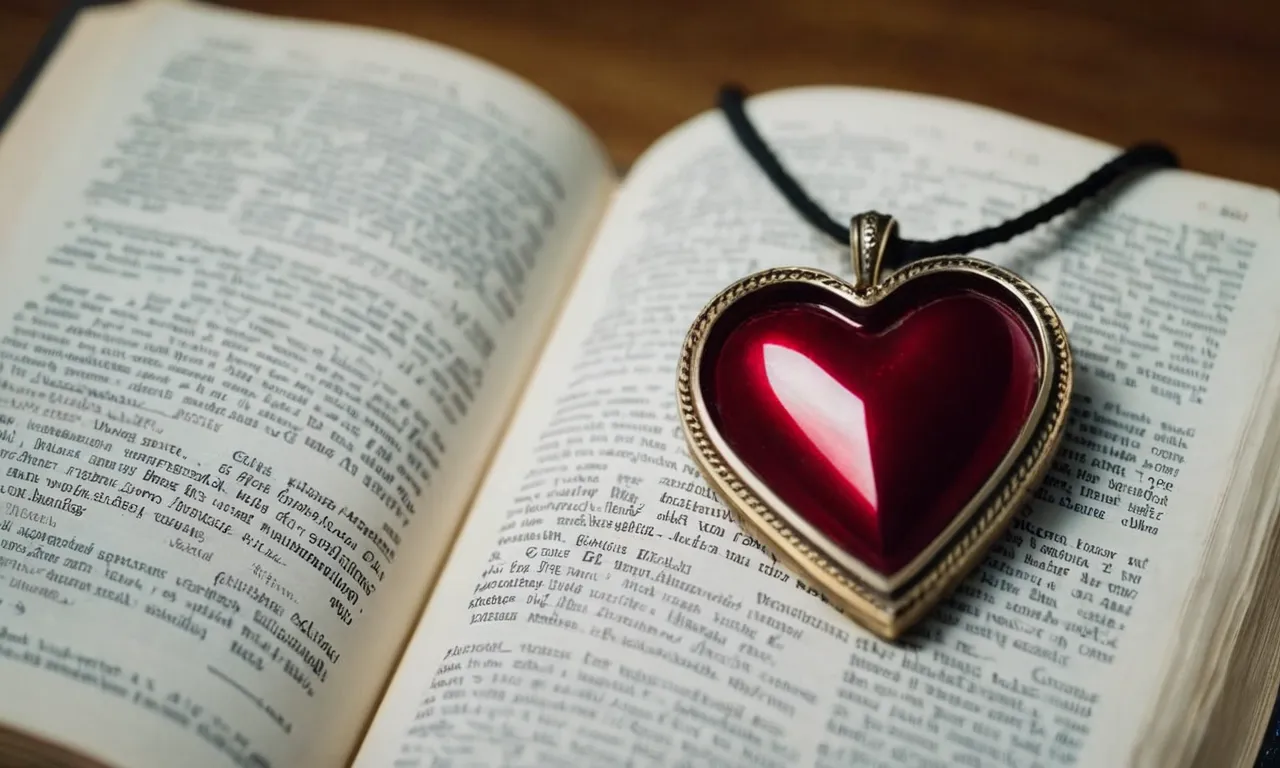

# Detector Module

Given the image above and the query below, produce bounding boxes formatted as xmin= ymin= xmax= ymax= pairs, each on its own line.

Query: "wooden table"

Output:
xmin=3 ymin=0 xmax=1279 ymax=187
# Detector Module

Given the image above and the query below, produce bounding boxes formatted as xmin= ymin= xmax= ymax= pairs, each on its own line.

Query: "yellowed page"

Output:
xmin=0 ymin=2 xmax=613 ymax=767
xmin=0 ymin=3 xmax=157 ymax=240
xmin=356 ymin=87 xmax=1280 ymax=767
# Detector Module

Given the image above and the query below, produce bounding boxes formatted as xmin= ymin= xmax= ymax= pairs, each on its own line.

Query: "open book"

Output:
xmin=3 ymin=1 xmax=1280 ymax=766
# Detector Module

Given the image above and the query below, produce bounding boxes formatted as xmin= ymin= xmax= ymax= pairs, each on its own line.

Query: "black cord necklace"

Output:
xmin=675 ymin=85 xmax=1180 ymax=641
xmin=716 ymin=84 xmax=1179 ymax=270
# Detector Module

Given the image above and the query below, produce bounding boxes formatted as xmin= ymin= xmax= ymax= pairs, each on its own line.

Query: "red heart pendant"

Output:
xmin=677 ymin=215 xmax=1071 ymax=640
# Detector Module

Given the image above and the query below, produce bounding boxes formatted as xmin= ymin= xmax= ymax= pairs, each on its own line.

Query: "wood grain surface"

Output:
xmin=2 ymin=0 xmax=1279 ymax=188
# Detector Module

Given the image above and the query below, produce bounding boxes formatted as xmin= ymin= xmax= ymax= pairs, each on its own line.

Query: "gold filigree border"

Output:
xmin=676 ymin=259 xmax=1072 ymax=640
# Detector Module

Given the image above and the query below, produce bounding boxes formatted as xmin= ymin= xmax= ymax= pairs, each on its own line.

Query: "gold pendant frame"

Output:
xmin=675 ymin=214 xmax=1072 ymax=641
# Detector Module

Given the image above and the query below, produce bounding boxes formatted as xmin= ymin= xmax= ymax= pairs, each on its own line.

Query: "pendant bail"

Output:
xmin=850 ymin=212 xmax=898 ymax=292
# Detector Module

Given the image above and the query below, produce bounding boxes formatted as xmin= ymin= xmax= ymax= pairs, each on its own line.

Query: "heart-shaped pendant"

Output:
xmin=677 ymin=213 xmax=1072 ymax=640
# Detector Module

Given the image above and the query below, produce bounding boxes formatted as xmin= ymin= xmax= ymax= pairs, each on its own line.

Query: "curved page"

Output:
xmin=0 ymin=2 xmax=613 ymax=766
xmin=357 ymin=87 xmax=1280 ymax=767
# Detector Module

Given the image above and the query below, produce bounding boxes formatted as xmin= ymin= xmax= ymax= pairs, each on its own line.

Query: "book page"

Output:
xmin=357 ymin=87 xmax=1280 ymax=767
xmin=0 ymin=2 xmax=612 ymax=767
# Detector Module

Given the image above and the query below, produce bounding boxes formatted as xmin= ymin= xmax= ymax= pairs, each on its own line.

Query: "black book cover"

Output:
xmin=0 ymin=1 xmax=124 ymax=133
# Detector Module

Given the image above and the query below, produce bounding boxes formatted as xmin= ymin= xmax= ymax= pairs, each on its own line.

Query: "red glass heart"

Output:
xmin=699 ymin=277 xmax=1039 ymax=576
